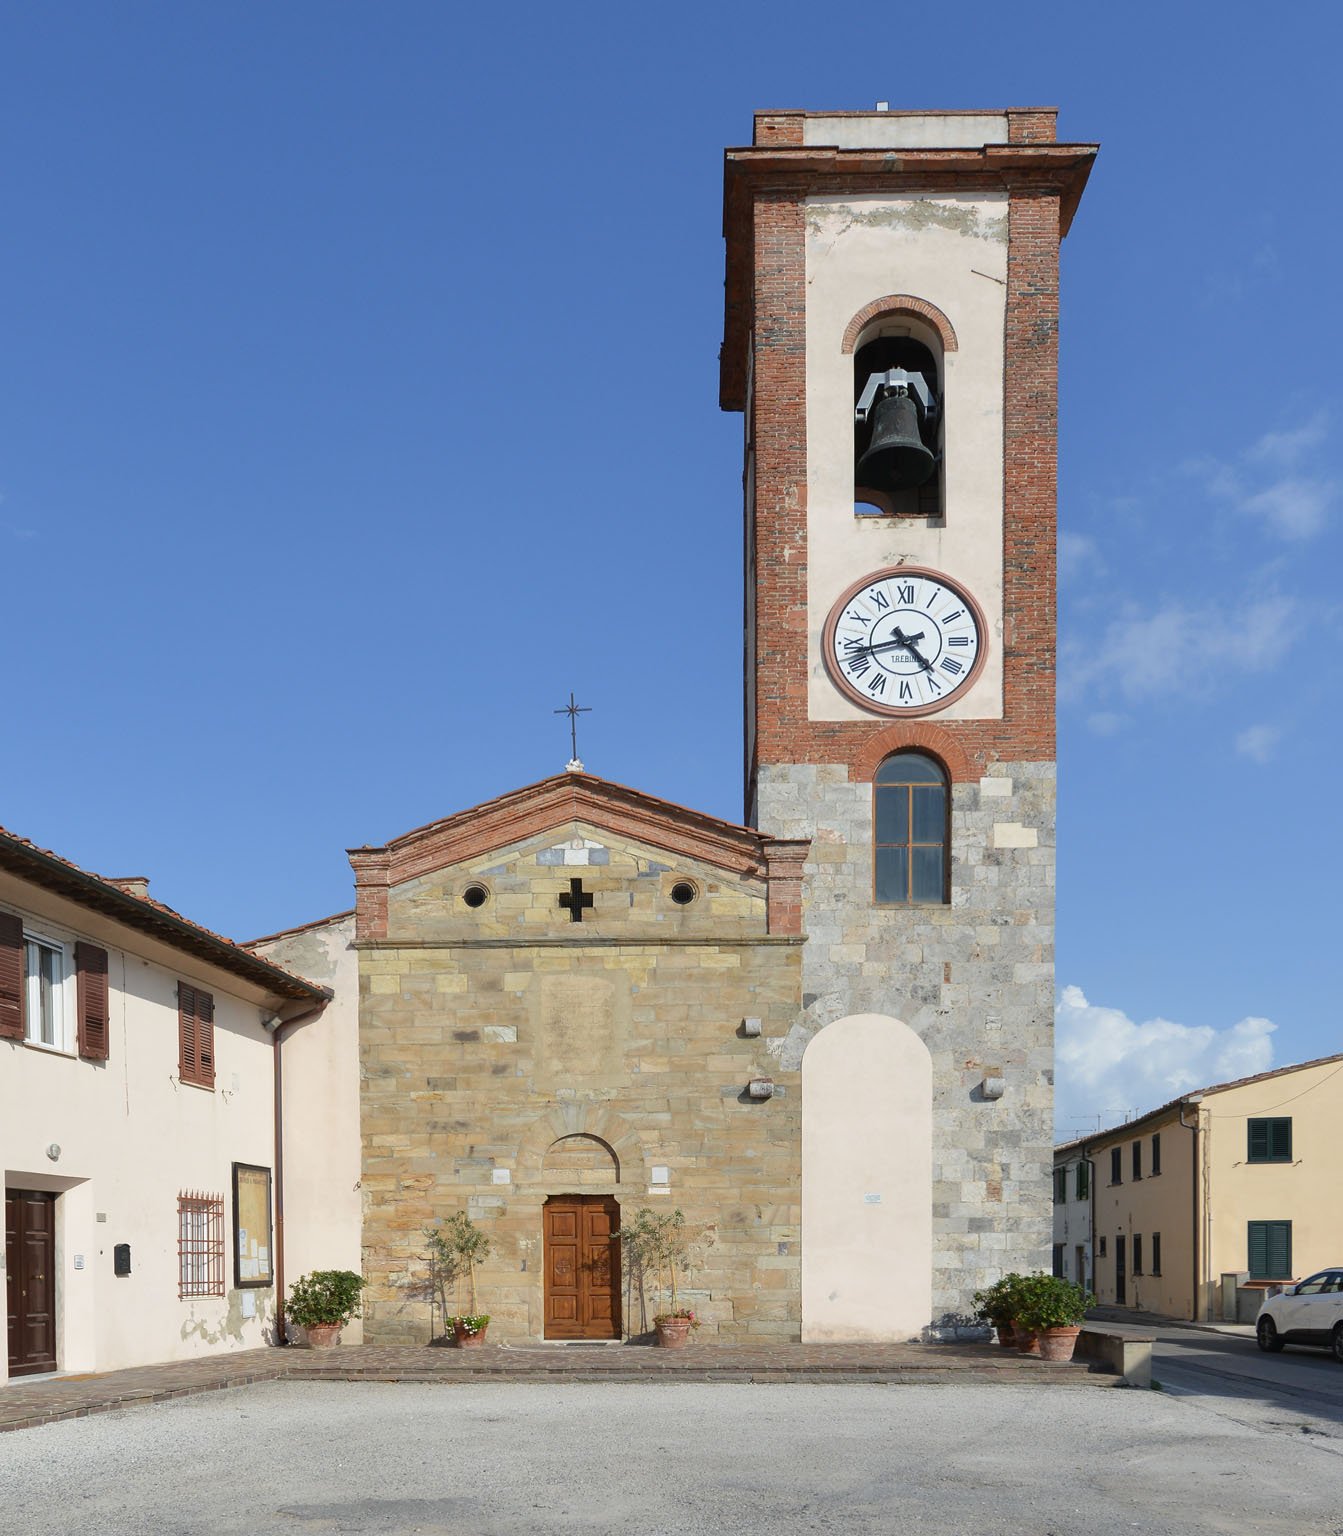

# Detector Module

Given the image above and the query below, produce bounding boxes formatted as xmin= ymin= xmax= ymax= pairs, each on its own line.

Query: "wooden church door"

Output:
xmin=543 ymin=1195 xmax=621 ymax=1339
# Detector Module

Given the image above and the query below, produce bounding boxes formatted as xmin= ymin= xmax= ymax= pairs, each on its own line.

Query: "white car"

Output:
xmin=1256 ymin=1269 xmax=1343 ymax=1359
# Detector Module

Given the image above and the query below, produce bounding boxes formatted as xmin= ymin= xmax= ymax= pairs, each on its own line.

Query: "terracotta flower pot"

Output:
xmin=1037 ymin=1325 xmax=1082 ymax=1362
xmin=304 ymin=1323 xmax=341 ymax=1349
xmin=995 ymin=1322 xmax=1017 ymax=1349
xmin=1014 ymin=1327 xmax=1042 ymax=1357
xmin=454 ymin=1320 xmax=489 ymax=1348
xmin=655 ymin=1317 xmax=693 ymax=1348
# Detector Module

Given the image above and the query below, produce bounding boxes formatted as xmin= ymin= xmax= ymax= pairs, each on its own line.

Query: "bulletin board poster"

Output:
xmin=232 ymin=1163 xmax=274 ymax=1289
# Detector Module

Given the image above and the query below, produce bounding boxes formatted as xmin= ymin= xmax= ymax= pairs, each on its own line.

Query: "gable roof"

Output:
xmin=0 ymin=824 xmax=330 ymax=1004
xmin=1057 ymin=1050 xmax=1343 ymax=1151
xmin=348 ymin=770 xmax=783 ymax=890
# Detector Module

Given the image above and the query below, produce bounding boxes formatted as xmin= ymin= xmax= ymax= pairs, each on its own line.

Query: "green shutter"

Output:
xmin=1249 ymin=1221 xmax=1292 ymax=1279
xmin=1270 ymin=1119 xmax=1292 ymax=1161
xmin=1248 ymin=1121 xmax=1269 ymax=1160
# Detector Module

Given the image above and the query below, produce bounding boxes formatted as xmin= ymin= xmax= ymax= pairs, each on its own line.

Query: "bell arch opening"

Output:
xmin=852 ymin=310 xmax=945 ymax=520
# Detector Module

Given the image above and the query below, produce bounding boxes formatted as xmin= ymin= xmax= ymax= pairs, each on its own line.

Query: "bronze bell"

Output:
xmin=856 ymin=389 xmax=936 ymax=491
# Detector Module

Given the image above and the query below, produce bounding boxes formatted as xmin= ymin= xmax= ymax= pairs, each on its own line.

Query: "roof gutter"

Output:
xmin=1179 ymin=1096 xmax=1204 ymax=1321
xmin=266 ymin=1001 xmax=329 ymax=1346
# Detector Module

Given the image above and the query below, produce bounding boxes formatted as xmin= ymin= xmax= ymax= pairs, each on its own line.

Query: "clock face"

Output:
xmin=822 ymin=566 xmax=987 ymax=717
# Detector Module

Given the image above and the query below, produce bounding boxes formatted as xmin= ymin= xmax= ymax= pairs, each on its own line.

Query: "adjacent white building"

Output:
xmin=1 ymin=825 xmax=359 ymax=1383
xmin=1052 ymin=1138 xmax=1093 ymax=1293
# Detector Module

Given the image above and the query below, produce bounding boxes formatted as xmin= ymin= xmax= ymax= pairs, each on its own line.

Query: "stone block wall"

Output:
xmin=357 ymin=824 xmax=806 ymax=1344
xmin=757 ymin=759 xmax=1055 ymax=1325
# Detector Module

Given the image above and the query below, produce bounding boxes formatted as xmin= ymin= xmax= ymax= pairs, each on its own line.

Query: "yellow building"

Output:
xmin=1064 ymin=1054 xmax=1343 ymax=1321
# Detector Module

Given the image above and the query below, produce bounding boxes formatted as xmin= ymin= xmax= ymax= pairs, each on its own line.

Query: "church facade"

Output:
xmin=258 ymin=105 xmax=1096 ymax=1344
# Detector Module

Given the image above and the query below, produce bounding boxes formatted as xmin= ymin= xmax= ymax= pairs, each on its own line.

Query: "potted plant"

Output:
xmin=286 ymin=1269 xmax=366 ymax=1348
xmin=973 ymin=1273 xmax=1026 ymax=1349
xmin=426 ymin=1212 xmax=493 ymax=1347
xmin=1011 ymin=1273 xmax=1093 ymax=1361
xmin=621 ymin=1206 xmax=704 ymax=1347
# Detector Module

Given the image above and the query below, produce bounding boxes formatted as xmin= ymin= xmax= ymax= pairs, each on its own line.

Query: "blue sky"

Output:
xmin=3 ymin=3 xmax=1339 ymax=1136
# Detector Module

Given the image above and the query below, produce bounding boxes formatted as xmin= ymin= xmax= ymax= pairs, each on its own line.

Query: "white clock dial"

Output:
xmin=822 ymin=566 xmax=986 ymax=717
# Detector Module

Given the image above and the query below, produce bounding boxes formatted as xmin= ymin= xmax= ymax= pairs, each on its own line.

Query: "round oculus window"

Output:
xmin=462 ymin=884 xmax=489 ymax=909
xmin=670 ymin=881 xmax=697 ymax=906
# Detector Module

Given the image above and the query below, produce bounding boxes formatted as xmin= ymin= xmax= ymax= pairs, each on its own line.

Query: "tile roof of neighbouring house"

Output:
xmin=0 ymin=824 xmax=331 ymax=1004
xmin=1058 ymin=1051 xmax=1343 ymax=1150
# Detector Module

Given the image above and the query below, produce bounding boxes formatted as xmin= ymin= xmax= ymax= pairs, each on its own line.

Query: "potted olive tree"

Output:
xmin=426 ymin=1212 xmax=493 ymax=1347
xmin=286 ymin=1269 xmax=366 ymax=1348
xmin=621 ymin=1207 xmax=706 ymax=1347
xmin=1011 ymin=1273 xmax=1094 ymax=1361
xmin=973 ymin=1273 xmax=1027 ymax=1349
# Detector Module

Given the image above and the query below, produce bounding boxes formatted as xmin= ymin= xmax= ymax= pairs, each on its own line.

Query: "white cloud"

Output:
xmin=1235 ymin=723 xmax=1282 ymax=763
xmin=1055 ymin=985 xmax=1275 ymax=1138
xmin=1061 ymin=595 xmax=1298 ymax=703
xmin=1059 ymin=532 xmax=1102 ymax=582
xmin=1239 ymin=477 xmax=1334 ymax=540
xmin=1247 ymin=410 xmax=1329 ymax=468
xmin=1186 ymin=411 xmax=1337 ymax=540
xmin=1086 ymin=711 xmax=1126 ymax=736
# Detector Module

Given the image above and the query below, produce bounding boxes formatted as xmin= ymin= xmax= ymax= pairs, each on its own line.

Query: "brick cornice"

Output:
xmin=347 ymin=773 xmax=811 ymax=943
xmin=720 ymin=142 xmax=1096 ymax=411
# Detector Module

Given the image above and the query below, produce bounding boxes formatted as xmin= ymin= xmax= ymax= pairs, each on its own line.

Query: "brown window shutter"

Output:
xmin=0 ymin=912 xmax=24 ymax=1041
xmin=179 ymin=982 xmax=198 ymax=1081
xmin=75 ymin=942 xmax=110 ymax=1061
xmin=197 ymin=989 xmax=215 ymax=1086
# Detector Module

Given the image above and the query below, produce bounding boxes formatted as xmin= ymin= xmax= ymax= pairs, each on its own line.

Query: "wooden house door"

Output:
xmin=6 ymin=1189 xmax=57 ymax=1377
xmin=544 ymin=1195 xmax=621 ymax=1339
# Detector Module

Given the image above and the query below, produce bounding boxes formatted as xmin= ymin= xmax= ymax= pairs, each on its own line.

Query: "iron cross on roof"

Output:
xmin=554 ymin=692 xmax=591 ymax=767
xmin=558 ymin=877 xmax=594 ymax=923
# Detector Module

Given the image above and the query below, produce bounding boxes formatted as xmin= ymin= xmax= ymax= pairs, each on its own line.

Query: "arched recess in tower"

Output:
xmin=801 ymin=1012 xmax=933 ymax=1340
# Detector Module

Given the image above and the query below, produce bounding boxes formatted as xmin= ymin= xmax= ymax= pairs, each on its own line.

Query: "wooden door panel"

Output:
xmin=544 ymin=1195 xmax=621 ymax=1339
xmin=6 ymin=1190 xmax=56 ymax=1376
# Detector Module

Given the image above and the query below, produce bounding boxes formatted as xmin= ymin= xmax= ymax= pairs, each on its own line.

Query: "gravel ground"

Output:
xmin=3 ymin=1380 xmax=1343 ymax=1535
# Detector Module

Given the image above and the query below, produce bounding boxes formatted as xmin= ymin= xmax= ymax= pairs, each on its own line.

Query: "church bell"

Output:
xmin=856 ymin=389 xmax=936 ymax=492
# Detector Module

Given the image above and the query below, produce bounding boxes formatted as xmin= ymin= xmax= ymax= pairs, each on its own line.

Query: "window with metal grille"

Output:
xmin=178 ymin=1191 xmax=225 ymax=1298
xmin=873 ymin=752 xmax=949 ymax=905
xmin=1247 ymin=1118 xmax=1291 ymax=1163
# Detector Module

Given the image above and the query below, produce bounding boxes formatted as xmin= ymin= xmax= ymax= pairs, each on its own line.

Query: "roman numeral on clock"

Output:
xmin=866 ymin=673 xmax=886 ymax=696
xmin=895 ymin=583 xmax=915 ymax=605
xmin=940 ymin=657 xmax=964 ymax=676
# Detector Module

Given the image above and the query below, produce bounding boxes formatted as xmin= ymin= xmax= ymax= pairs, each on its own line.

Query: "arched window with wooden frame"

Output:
xmin=873 ymin=751 xmax=949 ymax=905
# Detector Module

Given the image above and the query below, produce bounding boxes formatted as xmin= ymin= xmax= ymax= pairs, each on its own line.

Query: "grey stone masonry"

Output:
xmin=757 ymin=760 xmax=1055 ymax=1328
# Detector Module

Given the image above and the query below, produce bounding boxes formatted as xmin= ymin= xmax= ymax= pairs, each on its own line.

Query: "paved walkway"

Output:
xmin=1 ymin=1338 xmax=1110 ymax=1433
xmin=1087 ymin=1303 xmax=1257 ymax=1339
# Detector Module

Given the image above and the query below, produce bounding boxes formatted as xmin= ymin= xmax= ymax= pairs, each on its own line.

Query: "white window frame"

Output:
xmin=24 ymin=929 xmax=73 ymax=1054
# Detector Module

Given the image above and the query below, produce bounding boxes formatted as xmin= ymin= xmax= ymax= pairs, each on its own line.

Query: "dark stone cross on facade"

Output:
xmin=558 ymin=876 xmax=594 ymax=923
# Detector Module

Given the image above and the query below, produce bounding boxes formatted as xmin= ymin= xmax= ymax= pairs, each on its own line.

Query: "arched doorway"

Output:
xmin=542 ymin=1135 xmax=622 ymax=1339
xmin=543 ymin=1194 xmax=621 ymax=1339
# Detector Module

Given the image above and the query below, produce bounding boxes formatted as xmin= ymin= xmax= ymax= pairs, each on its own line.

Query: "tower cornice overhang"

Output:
xmin=719 ymin=141 xmax=1098 ymax=410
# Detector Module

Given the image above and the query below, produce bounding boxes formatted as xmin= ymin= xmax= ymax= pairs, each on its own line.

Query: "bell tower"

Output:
xmin=721 ymin=108 xmax=1096 ymax=1334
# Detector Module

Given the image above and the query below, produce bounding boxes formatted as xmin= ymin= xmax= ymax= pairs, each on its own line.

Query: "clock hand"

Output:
xmin=896 ymin=631 xmax=935 ymax=673
xmin=842 ymin=629 xmax=926 ymax=661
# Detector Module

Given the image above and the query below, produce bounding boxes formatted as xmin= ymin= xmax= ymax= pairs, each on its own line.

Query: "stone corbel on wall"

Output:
xmin=764 ymin=840 xmax=810 ymax=935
